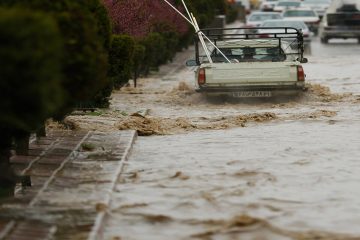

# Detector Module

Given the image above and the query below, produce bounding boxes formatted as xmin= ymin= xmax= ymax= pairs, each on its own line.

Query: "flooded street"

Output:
xmin=97 ymin=33 xmax=360 ymax=239
xmin=106 ymin=120 xmax=360 ymax=239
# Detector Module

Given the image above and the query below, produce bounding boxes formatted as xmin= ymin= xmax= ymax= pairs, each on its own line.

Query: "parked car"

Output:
xmin=245 ymin=12 xmax=282 ymax=34
xmin=283 ymin=8 xmax=320 ymax=34
xmin=319 ymin=0 xmax=360 ymax=43
xmin=301 ymin=0 xmax=332 ymax=18
xmin=273 ymin=0 xmax=301 ymax=12
xmin=260 ymin=0 xmax=279 ymax=11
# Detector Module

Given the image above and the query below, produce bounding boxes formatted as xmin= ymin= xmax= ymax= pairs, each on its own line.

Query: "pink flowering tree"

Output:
xmin=102 ymin=0 xmax=189 ymax=38
xmin=101 ymin=0 xmax=228 ymax=82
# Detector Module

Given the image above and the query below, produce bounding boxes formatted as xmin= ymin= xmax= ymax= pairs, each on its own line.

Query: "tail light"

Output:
xmin=198 ymin=68 xmax=206 ymax=85
xmin=297 ymin=66 xmax=305 ymax=81
xmin=259 ymin=34 xmax=270 ymax=38
xmin=245 ymin=24 xmax=255 ymax=28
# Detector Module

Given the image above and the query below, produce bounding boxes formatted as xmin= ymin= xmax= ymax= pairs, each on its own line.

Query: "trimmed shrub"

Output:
xmin=0 ymin=0 xmax=111 ymax=113
xmin=0 ymin=8 xmax=63 ymax=133
xmin=140 ymin=32 xmax=167 ymax=75
xmin=152 ymin=22 xmax=180 ymax=63
xmin=132 ymin=42 xmax=146 ymax=87
xmin=0 ymin=7 xmax=64 ymax=192
xmin=226 ymin=4 xmax=239 ymax=23
xmin=109 ymin=35 xmax=135 ymax=89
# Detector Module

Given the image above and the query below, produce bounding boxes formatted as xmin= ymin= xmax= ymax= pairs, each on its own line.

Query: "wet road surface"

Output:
xmin=101 ymin=33 xmax=360 ymax=239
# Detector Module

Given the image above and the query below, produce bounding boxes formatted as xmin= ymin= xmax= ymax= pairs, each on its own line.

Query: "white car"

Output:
xmin=259 ymin=19 xmax=311 ymax=46
xmin=246 ymin=12 xmax=283 ymax=27
xmin=301 ymin=0 xmax=332 ymax=18
xmin=245 ymin=12 xmax=282 ymax=35
xmin=273 ymin=0 xmax=301 ymax=12
xmin=260 ymin=0 xmax=279 ymax=11
xmin=258 ymin=19 xmax=311 ymax=39
xmin=283 ymin=8 xmax=320 ymax=34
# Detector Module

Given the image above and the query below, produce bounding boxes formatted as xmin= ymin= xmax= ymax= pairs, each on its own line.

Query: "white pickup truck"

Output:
xmin=186 ymin=27 xmax=308 ymax=98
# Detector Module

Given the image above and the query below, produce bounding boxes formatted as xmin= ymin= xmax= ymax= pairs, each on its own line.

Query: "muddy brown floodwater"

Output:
xmin=63 ymin=32 xmax=360 ymax=239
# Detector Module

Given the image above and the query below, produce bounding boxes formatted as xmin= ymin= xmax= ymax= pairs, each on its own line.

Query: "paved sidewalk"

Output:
xmin=0 ymin=130 xmax=137 ymax=240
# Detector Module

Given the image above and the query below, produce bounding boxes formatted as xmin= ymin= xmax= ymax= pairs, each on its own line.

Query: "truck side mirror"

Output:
xmin=297 ymin=57 xmax=308 ymax=63
xmin=186 ymin=59 xmax=198 ymax=66
xmin=300 ymin=58 xmax=308 ymax=63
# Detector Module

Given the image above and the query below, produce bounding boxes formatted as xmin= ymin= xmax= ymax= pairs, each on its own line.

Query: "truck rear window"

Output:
xmin=211 ymin=47 xmax=286 ymax=62
xmin=327 ymin=13 xmax=360 ymax=26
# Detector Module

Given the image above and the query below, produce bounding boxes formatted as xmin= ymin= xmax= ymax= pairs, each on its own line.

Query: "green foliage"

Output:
xmin=0 ymin=0 xmax=113 ymax=193
xmin=81 ymin=142 xmax=96 ymax=151
xmin=153 ymin=22 xmax=180 ymax=63
xmin=132 ymin=42 xmax=146 ymax=84
xmin=177 ymin=0 xmax=226 ymax=27
xmin=0 ymin=8 xmax=64 ymax=132
xmin=109 ymin=34 xmax=135 ymax=89
xmin=0 ymin=0 xmax=111 ymax=114
xmin=86 ymin=0 xmax=112 ymax=50
xmin=226 ymin=4 xmax=239 ymax=23
xmin=140 ymin=32 xmax=167 ymax=75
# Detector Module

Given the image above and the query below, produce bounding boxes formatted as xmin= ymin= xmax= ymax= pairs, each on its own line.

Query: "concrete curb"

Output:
xmin=88 ymin=130 xmax=138 ymax=240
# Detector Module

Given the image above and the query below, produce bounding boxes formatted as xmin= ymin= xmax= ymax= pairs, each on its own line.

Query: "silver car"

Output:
xmin=301 ymin=0 xmax=332 ymax=18
xmin=282 ymin=8 xmax=321 ymax=34
xmin=259 ymin=19 xmax=311 ymax=41
xmin=245 ymin=12 xmax=282 ymax=35
xmin=246 ymin=12 xmax=283 ymax=27
xmin=259 ymin=20 xmax=312 ymax=52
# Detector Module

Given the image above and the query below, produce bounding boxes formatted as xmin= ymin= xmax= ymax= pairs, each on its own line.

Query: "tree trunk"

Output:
xmin=15 ymin=131 xmax=30 ymax=156
xmin=0 ymin=131 xmax=16 ymax=198
xmin=36 ymin=122 xmax=46 ymax=139
xmin=134 ymin=71 xmax=138 ymax=88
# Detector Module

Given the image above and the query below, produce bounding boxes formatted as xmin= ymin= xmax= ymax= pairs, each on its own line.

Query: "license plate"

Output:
xmin=232 ymin=91 xmax=272 ymax=98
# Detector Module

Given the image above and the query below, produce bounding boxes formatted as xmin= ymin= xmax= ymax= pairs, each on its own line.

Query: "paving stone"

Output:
xmin=0 ymin=130 xmax=137 ymax=240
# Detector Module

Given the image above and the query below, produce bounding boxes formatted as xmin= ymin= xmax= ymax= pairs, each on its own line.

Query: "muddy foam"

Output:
xmin=116 ymin=112 xmax=277 ymax=136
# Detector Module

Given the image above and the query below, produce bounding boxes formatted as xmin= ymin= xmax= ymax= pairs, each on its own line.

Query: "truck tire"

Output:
xmin=320 ymin=37 xmax=329 ymax=44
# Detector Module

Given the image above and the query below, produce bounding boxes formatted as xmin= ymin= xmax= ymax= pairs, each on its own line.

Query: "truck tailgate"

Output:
xmin=204 ymin=62 xmax=298 ymax=85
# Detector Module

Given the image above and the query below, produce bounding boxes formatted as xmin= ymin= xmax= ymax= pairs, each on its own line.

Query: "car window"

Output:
xmin=249 ymin=14 xmax=282 ymax=21
xmin=303 ymin=0 xmax=330 ymax=4
xmin=262 ymin=21 xmax=307 ymax=29
xmin=283 ymin=10 xmax=317 ymax=17
xmin=211 ymin=47 xmax=286 ymax=62
xmin=278 ymin=2 xmax=301 ymax=7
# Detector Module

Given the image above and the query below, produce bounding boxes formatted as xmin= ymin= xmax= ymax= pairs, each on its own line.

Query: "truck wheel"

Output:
xmin=321 ymin=37 xmax=328 ymax=44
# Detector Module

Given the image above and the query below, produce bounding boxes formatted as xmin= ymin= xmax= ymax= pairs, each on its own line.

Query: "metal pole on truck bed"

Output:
xmin=162 ymin=0 xmax=231 ymax=64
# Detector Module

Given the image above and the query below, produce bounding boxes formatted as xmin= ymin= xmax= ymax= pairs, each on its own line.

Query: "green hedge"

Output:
xmin=0 ymin=0 xmax=113 ymax=195
xmin=0 ymin=0 xmax=111 ymax=114
xmin=0 ymin=8 xmax=63 ymax=133
xmin=109 ymin=35 xmax=135 ymax=89
xmin=0 ymin=8 xmax=64 ymax=193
